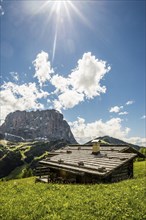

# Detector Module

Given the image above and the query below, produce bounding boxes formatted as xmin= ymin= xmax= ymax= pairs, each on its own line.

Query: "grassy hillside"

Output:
xmin=0 ymin=161 xmax=146 ymax=220
xmin=0 ymin=140 xmax=68 ymax=179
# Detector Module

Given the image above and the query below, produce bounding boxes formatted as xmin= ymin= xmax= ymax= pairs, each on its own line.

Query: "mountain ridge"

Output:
xmin=86 ymin=135 xmax=140 ymax=150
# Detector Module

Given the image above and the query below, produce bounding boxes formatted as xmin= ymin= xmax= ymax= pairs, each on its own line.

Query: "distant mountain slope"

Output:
xmin=86 ymin=135 xmax=140 ymax=150
xmin=0 ymin=139 xmax=69 ymax=179
xmin=0 ymin=109 xmax=77 ymax=144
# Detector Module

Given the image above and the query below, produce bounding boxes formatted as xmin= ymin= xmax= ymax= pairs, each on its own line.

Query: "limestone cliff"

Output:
xmin=0 ymin=109 xmax=77 ymax=143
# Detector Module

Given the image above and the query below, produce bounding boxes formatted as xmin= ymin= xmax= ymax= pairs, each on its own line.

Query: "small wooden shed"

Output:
xmin=36 ymin=143 xmax=145 ymax=183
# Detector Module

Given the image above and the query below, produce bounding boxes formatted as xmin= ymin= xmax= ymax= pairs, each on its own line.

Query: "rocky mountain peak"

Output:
xmin=0 ymin=109 xmax=77 ymax=143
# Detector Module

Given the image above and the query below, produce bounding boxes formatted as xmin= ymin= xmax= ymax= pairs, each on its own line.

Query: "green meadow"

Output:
xmin=0 ymin=161 xmax=146 ymax=220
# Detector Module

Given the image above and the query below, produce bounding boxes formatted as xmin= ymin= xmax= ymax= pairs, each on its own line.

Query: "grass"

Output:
xmin=0 ymin=161 xmax=146 ymax=220
xmin=4 ymin=165 xmax=27 ymax=181
xmin=34 ymin=151 xmax=49 ymax=160
xmin=134 ymin=160 xmax=146 ymax=178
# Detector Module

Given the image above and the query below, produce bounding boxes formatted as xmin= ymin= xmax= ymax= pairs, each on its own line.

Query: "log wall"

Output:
xmin=110 ymin=159 xmax=134 ymax=182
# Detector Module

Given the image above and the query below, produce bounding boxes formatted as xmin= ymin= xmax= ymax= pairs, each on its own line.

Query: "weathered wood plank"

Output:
xmin=50 ymin=158 xmax=123 ymax=168
xmin=49 ymin=158 xmax=121 ymax=169
xmin=58 ymin=160 xmax=121 ymax=169
xmin=39 ymin=161 xmax=107 ymax=176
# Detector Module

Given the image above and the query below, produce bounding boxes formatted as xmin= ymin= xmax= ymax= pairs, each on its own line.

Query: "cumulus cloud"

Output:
xmin=109 ymin=105 xmax=123 ymax=113
xmin=51 ymin=74 xmax=69 ymax=93
xmin=69 ymin=117 xmax=130 ymax=144
xmin=51 ymin=52 xmax=111 ymax=110
xmin=0 ymin=82 xmax=49 ymax=124
xmin=126 ymin=100 xmax=134 ymax=105
xmin=119 ymin=111 xmax=128 ymax=115
xmin=53 ymin=90 xmax=84 ymax=110
xmin=124 ymin=137 xmax=146 ymax=147
xmin=33 ymin=51 xmax=54 ymax=87
xmin=69 ymin=52 xmax=111 ymax=98
xmin=69 ymin=117 xmax=146 ymax=146
xmin=109 ymin=101 xmax=134 ymax=116
xmin=1 ymin=51 xmax=110 ymax=121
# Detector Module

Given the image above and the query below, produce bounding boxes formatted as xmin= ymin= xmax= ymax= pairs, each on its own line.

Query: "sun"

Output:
xmin=44 ymin=0 xmax=72 ymax=16
xmin=23 ymin=0 xmax=91 ymax=62
xmin=45 ymin=1 xmax=73 ymax=61
xmin=53 ymin=0 xmax=67 ymax=14
xmin=40 ymin=0 xmax=76 ymax=62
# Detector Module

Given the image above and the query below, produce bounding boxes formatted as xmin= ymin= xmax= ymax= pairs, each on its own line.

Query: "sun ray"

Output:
xmin=52 ymin=22 xmax=58 ymax=62
xmin=50 ymin=1 xmax=73 ymax=62
xmin=68 ymin=1 xmax=93 ymax=30
xmin=24 ymin=0 xmax=93 ymax=61
xmin=63 ymin=1 xmax=72 ymax=23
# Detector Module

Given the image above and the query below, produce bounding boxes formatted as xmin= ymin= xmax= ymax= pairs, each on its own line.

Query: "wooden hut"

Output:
xmin=35 ymin=142 xmax=145 ymax=183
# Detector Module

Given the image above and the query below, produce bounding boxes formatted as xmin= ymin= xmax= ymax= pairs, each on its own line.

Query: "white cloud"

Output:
xmin=119 ymin=111 xmax=128 ymax=115
xmin=53 ymin=90 xmax=84 ymax=110
xmin=109 ymin=105 xmax=123 ymax=113
xmin=0 ymin=82 xmax=49 ymax=124
xmin=69 ymin=52 xmax=111 ymax=98
xmin=51 ymin=52 xmax=111 ymax=110
xmin=69 ymin=116 xmax=146 ymax=147
xmin=124 ymin=137 xmax=146 ymax=147
xmin=51 ymin=74 xmax=69 ymax=93
xmin=33 ymin=51 xmax=54 ymax=87
xmin=141 ymin=115 xmax=146 ymax=119
xmin=126 ymin=100 xmax=134 ymax=105
xmin=69 ymin=117 xmax=130 ymax=144
xmin=0 ymin=51 xmax=110 ymax=121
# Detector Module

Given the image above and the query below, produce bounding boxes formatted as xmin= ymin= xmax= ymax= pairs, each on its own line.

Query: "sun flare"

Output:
xmin=53 ymin=0 xmax=65 ymax=14
xmin=48 ymin=1 xmax=73 ymax=61
xmin=22 ymin=0 xmax=91 ymax=62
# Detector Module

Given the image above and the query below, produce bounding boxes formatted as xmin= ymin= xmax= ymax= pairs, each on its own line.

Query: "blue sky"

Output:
xmin=0 ymin=0 xmax=145 ymax=146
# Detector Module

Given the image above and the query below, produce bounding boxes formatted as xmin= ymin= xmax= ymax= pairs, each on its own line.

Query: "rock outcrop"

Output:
xmin=0 ymin=109 xmax=77 ymax=143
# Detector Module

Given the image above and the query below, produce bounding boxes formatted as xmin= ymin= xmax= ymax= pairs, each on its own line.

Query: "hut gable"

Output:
xmin=36 ymin=143 xmax=145 ymax=183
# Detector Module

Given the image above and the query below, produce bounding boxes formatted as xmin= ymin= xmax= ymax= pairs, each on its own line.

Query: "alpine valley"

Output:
xmin=0 ymin=109 xmax=144 ymax=180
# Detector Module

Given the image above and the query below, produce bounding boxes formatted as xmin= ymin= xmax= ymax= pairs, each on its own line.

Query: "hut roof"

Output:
xmin=39 ymin=145 xmax=138 ymax=177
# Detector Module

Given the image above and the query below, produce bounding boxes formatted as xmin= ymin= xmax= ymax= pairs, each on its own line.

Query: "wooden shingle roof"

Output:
xmin=40 ymin=145 xmax=137 ymax=177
